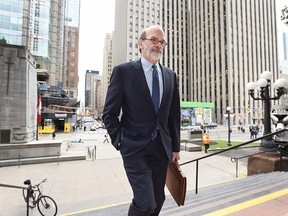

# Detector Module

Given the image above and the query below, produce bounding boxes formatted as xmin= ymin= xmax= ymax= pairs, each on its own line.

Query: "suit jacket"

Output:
xmin=102 ymin=59 xmax=180 ymax=162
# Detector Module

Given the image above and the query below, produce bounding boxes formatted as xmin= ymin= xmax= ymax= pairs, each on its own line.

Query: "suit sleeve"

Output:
xmin=169 ymin=72 xmax=181 ymax=152
xmin=102 ymin=66 xmax=123 ymax=150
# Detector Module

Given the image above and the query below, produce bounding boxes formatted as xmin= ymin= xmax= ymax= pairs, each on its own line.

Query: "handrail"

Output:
xmin=0 ymin=183 xmax=30 ymax=216
xmin=231 ymin=149 xmax=277 ymax=178
xmin=180 ymin=128 xmax=288 ymax=194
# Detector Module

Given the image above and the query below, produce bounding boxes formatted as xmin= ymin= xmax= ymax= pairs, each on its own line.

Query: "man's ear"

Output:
xmin=138 ymin=40 xmax=143 ymax=53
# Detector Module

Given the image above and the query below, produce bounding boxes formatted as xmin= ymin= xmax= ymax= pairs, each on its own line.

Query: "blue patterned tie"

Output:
xmin=151 ymin=65 xmax=160 ymax=140
xmin=152 ymin=65 xmax=160 ymax=113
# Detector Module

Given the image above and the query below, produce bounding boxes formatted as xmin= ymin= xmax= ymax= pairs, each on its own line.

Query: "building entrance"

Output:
xmin=54 ymin=119 xmax=65 ymax=131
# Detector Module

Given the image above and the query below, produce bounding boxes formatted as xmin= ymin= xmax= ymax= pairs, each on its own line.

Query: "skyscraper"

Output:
xmin=189 ymin=0 xmax=279 ymax=124
xmin=113 ymin=0 xmax=279 ymax=125
xmin=0 ymin=0 xmax=30 ymax=46
xmin=0 ymin=0 xmax=65 ymax=86
xmin=101 ymin=33 xmax=114 ymax=116
xmin=85 ymin=70 xmax=99 ymax=114
xmin=63 ymin=0 xmax=81 ymax=99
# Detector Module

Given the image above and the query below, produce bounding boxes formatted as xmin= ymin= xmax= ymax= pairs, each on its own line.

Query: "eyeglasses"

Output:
xmin=144 ymin=37 xmax=168 ymax=46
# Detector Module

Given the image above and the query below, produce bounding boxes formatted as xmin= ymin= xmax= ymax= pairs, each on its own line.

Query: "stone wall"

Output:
xmin=0 ymin=44 xmax=37 ymax=143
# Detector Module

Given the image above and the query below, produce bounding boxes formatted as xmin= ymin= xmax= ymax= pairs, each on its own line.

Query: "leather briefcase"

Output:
xmin=166 ymin=160 xmax=187 ymax=206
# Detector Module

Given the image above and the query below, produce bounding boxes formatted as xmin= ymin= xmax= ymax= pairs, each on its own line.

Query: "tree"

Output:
xmin=0 ymin=37 xmax=7 ymax=44
xmin=281 ymin=5 xmax=288 ymax=26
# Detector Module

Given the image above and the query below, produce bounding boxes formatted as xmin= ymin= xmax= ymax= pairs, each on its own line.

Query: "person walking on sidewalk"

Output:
xmin=52 ymin=132 xmax=56 ymax=140
xmin=203 ymin=130 xmax=210 ymax=153
xmin=103 ymin=25 xmax=181 ymax=216
xmin=103 ymin=133 xmax=109 ymax=143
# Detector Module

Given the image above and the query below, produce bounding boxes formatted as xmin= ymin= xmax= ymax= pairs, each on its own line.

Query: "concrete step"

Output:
xmin=0 ymin=155 xmax=86 ymax=167
xmin=180 ymin=142 xmax=202 ymax=151
xmin=71 ymin=171 xmax=288 ymax=216
xmin=161 ymin=171 xmax=288 ymax=215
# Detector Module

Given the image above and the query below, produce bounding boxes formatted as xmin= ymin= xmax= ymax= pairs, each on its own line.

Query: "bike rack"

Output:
xmin=0 ymin=183 xmax=30 ymax=216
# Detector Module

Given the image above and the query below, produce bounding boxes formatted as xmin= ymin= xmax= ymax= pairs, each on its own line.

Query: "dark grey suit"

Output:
xmin=103 ymin=59 xmax=180 ymax=215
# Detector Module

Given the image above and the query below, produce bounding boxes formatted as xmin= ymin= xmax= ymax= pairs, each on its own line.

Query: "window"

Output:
xmin=0 ymin=16 xmax=10 ymax=29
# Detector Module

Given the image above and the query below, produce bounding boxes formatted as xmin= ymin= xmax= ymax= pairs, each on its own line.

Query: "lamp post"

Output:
xmin=227 ymin=106 xmax=232 ymax=146
xmin=247 ymin=71 xmax=287 ymax=150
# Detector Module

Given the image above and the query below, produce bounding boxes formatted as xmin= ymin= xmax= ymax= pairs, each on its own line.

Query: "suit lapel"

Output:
xmin=133 ymin=60 xmax=156 ymax=111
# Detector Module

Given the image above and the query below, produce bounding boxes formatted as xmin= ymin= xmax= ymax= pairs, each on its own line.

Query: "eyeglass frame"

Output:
xmin=143 ymin=37 xmax=168 ymax=46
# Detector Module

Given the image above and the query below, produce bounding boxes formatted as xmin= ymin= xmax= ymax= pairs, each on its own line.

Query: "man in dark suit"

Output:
xmin=103 ymin=25 xmax=180 ymax=216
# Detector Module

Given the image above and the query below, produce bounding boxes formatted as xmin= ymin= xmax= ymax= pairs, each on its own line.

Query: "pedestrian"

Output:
xmin=252 ymin=127 xmax=258 ymax=138
xmin=241 ymin=126 xmax=245 ymax=133
xmin=203 ymin=130 xmax=210 ymax=153
xmin=103 ymin=25 xmax=181 ymax=216
xmin=249 ymin=125 xmax=253 ymax=139
xmin=84 ymin=125 xmax=86 ymax=132
xmin=52 ymin=132 xmax=56 ymax=140
xmin=103 ymin=133 xmax=109 ymax=143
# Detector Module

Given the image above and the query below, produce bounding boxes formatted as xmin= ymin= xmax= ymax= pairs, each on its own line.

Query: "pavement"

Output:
xmin=0 ymin=126 xmax=287 ymax=216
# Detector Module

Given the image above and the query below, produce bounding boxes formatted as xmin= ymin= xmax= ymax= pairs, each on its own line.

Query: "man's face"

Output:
xmin=139 ymin=28 xmax=166 ymax=64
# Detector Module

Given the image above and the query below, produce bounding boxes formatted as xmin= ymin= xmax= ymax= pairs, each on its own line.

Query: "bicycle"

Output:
xmin=22 ymin=178 xmax=58 ymax=216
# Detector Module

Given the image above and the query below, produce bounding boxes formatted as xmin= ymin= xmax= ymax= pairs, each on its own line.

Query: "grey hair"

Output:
xmin=139 ymin=30 xmax=146 ymax=40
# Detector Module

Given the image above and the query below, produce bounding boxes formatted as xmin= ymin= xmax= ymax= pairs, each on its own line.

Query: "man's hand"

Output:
xmin=172 ymin=152 xmax=180 ymax=162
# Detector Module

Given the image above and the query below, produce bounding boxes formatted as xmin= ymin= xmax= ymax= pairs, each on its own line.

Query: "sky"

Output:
xmin=78 ymin=0 xmax=115 ymax=100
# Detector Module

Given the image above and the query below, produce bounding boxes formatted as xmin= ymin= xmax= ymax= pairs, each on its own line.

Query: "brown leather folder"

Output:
xmin=166 ymin=160 xmax=187 ymax=206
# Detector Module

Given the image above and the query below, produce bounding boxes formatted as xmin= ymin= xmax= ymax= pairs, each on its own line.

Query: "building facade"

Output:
xmin=0 ymin=0 xmax=31 ymax=46
xmin=63 ymin=0 xmax=80 ymax=99
xmin=85 ymin=70 xmax=100 ymax=114
xmin=0 ymin=0 xmax=82 ymax=135
xmin=101 ymin=33 xmax=113 ymax=116
xmin=0 ymin=44 xmax=37 ymax=144
xmin=188 ymin=0 xmax=279 ymax=125
xmin=0 ymin=0 xmax=66 ymax=86
xmin=112 ymin=0 xmax=279 ymax=125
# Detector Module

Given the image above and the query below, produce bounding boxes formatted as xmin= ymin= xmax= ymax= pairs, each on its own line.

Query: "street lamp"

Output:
xmin=227 ymin=106 xmax=232 ymax=146
xmin=247 ymin=71 xmax=288 ymax=150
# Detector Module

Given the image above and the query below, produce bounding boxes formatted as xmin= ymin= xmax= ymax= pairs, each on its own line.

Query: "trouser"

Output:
xmin=204 ymin=144 xmax=210 ymax=153
xmin=122 ymin=135 xmax=169 ymax=216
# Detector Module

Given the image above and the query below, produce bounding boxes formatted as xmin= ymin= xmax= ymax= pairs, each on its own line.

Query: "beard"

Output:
xmin=143 ymin=42 xmax=162 ymax=61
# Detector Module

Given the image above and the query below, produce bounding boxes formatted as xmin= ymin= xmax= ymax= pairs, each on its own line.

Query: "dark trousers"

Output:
xmin=204 ymin=144 xmax=210 ymax=153
xmin=122 ymin=135 xmax=169 ymax=216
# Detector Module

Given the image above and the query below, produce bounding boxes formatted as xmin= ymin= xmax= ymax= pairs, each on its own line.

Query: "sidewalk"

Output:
xmin=0 ymin=129 xmax=285 ymax=216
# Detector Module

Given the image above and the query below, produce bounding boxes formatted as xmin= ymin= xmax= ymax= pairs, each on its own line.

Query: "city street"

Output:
xmin=0 ymin=125 xmax=259 ymax=216
xmin=181 ymin=124 xmax=263 ymax=143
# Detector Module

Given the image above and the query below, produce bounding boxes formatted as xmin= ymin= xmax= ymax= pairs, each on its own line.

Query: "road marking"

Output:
xmin=59 ymin=201 xmax=130 ymax=216
xmin=204 ymin=188 xmax=288 ymax=216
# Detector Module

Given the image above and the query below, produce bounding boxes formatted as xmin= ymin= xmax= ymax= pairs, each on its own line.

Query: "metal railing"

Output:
xmin=0 ymin=183 xmax=30 ymax=216
xmin=180 ymin=129 xmax=288 ymax=194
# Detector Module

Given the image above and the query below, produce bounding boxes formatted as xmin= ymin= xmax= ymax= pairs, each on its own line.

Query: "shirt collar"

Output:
xmin=141 ymin=57 xmax=159 ymax=73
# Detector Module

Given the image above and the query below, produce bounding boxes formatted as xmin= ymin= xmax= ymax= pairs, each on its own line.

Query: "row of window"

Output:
xmin=0 ymin=15 xmax=22 ymax=31
xmin=0 ymin=1 xmax=23 ymax=13
xmin=0 ymin=32 xmax=21 ymax=45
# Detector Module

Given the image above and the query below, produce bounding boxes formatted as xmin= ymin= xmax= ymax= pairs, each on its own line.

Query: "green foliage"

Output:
xmin=0 ymin=37 xmax=7 ymax=44
xmin=206 ymin=140 xmax=260 ymax=150
xmin=284 ymin=87 xmax=288 ymax=95
xmin=281 ymin=5 xmax=288 ymax=26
